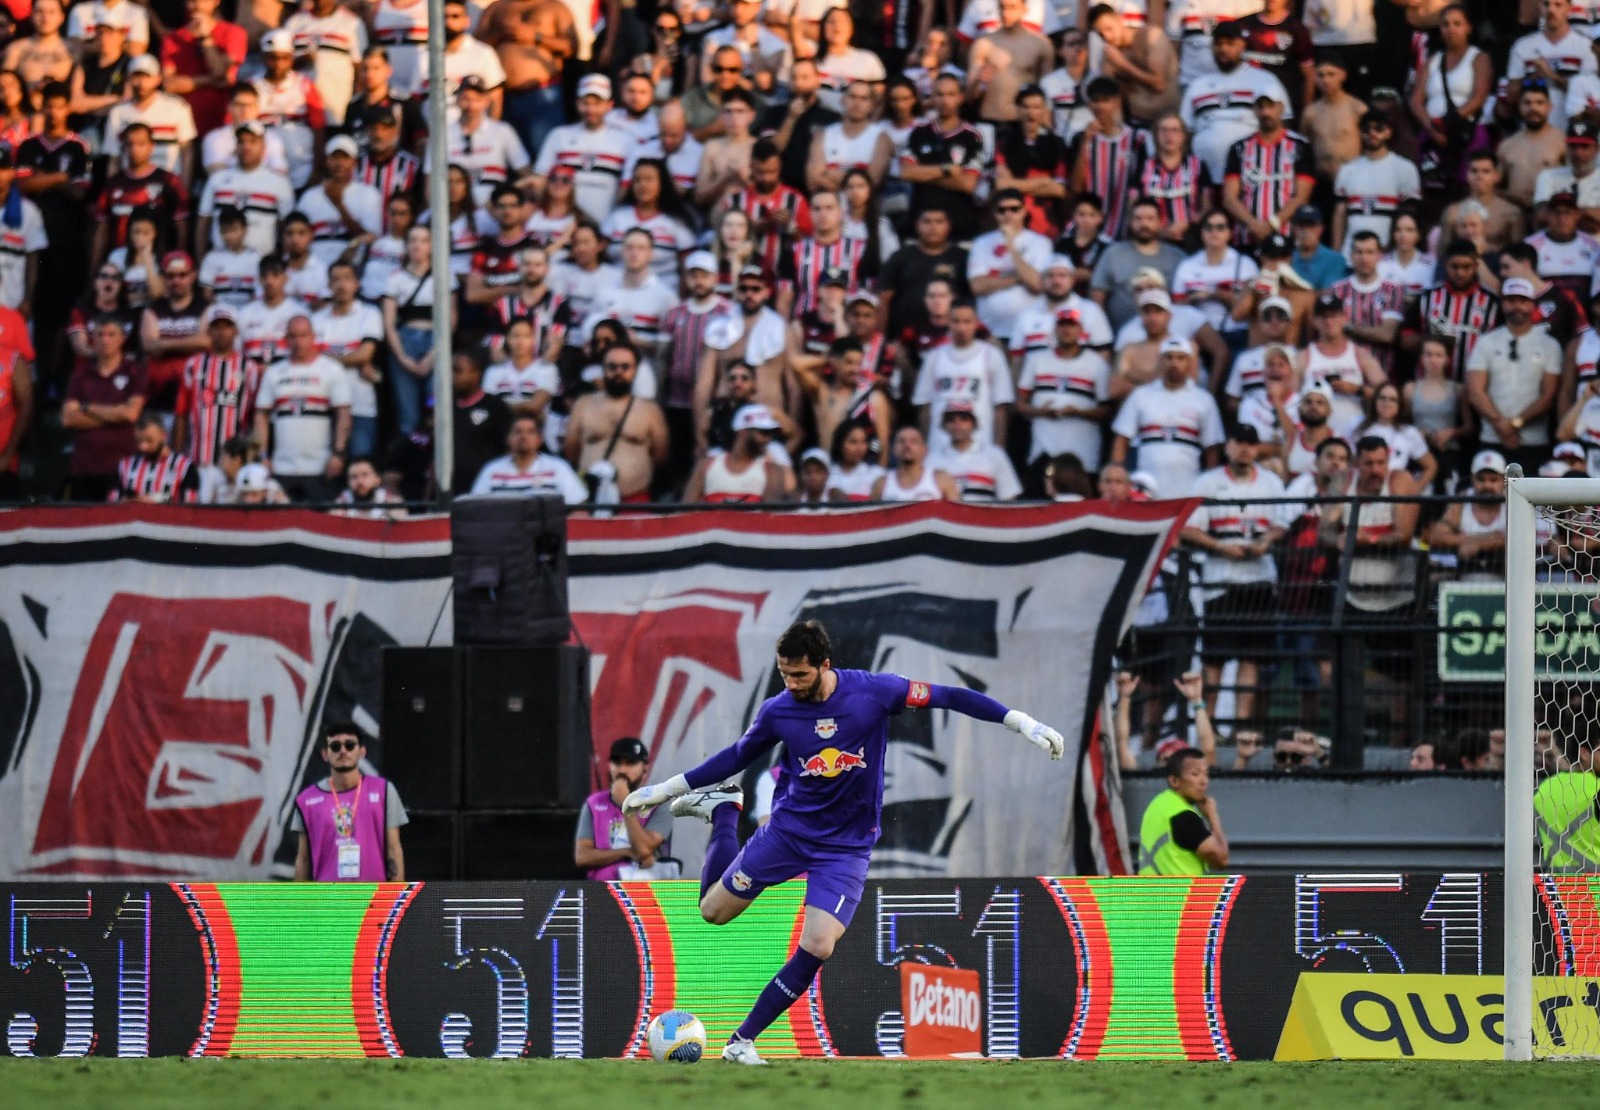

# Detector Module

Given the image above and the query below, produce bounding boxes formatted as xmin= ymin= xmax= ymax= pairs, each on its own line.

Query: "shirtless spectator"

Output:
xmin=564 ymin=340 xmax=669 ymax=501
xmin=1300 ymin=53 xmax=1365 ymax=183
xmin=480 ymin=0 xmax=577 ymax=161
xmin=791 ymin=336 xmax=892 ymax=467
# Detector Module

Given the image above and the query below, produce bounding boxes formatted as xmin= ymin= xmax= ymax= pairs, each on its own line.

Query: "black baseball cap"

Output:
xmin=609 ymin=736 xmax=649 ymax=763
xmin=365 ymin=104 xmax=401 ymax=129
xmin=819 ymin=266 xmax=849 ymax=288
xmin=1569 ymin=118 xmax=1598 ymax=145
xmin=1314 ymin=291 xmax=1345 ymax=315
xmin=1291 ymin=204 xmax=1324 ymax=227
xmin=1212 ymin=19 xmax=1244 ymax=38
xmin=1259 ymin=232 xmax=1292 ymax=257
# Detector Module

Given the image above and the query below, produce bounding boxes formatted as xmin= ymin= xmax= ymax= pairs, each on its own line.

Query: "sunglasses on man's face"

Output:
xmin=603 ymin=360 xmax=634 ymax=371
xmin=715 ymin=65 xmax=743 ymax=74
xmin=737 ymin=283 xmax=765 ymax=293
xmin=996 ymin=204 xmax=1023 ymax=214
xmin=326 ymin=739 xmax=360 ymax=753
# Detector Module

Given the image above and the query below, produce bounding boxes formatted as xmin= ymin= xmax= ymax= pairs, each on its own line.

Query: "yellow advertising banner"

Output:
xmin=1275 ymin=974 xmax=1600 ymax=1060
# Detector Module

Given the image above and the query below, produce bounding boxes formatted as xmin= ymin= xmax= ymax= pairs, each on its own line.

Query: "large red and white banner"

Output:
xmin=0 ymin=501 xmax=1190 ymax=881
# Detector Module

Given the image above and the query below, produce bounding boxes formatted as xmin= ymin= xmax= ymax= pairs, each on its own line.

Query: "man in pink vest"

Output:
xmin=293 ymin=721 xmax=408 ymax=881
xmin=574 ymin=736 xmax=673 ymax=880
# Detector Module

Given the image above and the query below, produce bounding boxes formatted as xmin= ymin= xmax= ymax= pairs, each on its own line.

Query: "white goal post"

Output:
xmin=1504 ymin=466 xmax=1600 ymax=1061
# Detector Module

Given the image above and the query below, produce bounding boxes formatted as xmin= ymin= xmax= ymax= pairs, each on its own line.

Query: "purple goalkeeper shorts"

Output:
xmin=720 ymin=821 xmax=872 ymax=927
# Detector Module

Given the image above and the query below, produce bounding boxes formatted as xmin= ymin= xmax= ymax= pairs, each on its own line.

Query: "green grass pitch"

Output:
xmin=4 ymin=1058 xmax=1599 ymax=1109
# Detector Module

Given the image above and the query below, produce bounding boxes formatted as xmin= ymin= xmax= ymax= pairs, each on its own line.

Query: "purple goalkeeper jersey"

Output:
xmin=688 ymin=668 xmax=920 ymax=850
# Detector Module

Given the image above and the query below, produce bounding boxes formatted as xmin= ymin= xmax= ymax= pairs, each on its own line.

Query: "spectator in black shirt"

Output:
xmin=345 ymin=48 xmax=427 ymax=155
xmin=451 ymin=344 xmax=513 ymax=495
xmin=879 ymin=207 xmax=969 ymax=340
xmin=764 ymin=57 xmax=839 ymax=196
xmin=901 ymin=73 xmax=984 ymax=241
xmin=995 ymin=84 xmax=1071 ymax=238
xmin=70 ymin=19 xmax=132 ymax=162
xmin=1056 ymin=194 xmax=1113 ymax=295
xmin=18 ymin=81 xmax=92 ymax=391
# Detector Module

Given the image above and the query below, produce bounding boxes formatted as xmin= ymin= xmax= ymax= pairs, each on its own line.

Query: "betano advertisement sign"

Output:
xmin=1 ymin=873 xmax=1595 ymax=1060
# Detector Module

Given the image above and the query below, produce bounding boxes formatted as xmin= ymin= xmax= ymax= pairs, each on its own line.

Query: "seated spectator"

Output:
xmin=111 ymin=411 xmax=198 ymax=502
xmin=1273 ymin=727 xmax=1324 ymax=773
xmin=1427 ymin=449 xmax=1510 ymax=579
xmin=928 ymin=400 xmax=1023 ymax=501
xmin=795 ymin=447 xmax=831 ymax=505
xmin=686 ymin=403 xmax=790 ymax=502
xmin=1343 ymin=382 xmax=1438 ymax=491
xmin=872 ymin=424 xmax=960 ymax=501
xmin=824 ymin=422 xmax=885 ymax=502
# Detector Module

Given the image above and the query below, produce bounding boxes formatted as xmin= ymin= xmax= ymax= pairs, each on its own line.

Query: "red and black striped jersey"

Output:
xmin=995 ymin=128 xmax=1070 ymax=238
xmin=724 ymin=184 xmax=812 ymax=274
xmin=176 ymin=350 xmax=262 ymax=468
xmin=660 ymin=297 xmax=730 ymax=409
xmin=1070 ymin=125 xmax=1150 ymax=238
xmin=112 ymin=451 xmax=200 ymax=503
xmin=1136 ymin=150 xmax=1210 ymax=233
xmin=1331 ymin=275 xmax=1407 ymax=373
xmin=778 ymin=236 xmax=873 ymax=313
xmin=490 ymin=286 xmax=574 ymax=355
xmin=1223 ymin=130 xmax=1314 ymax=237
xmin=96 ymin=166 xmax=190 ymax=250
xmin=1404 ymin=283 xmax=1501 ymax=379
xmin=356 ymin=148 xmax=421 ymax=217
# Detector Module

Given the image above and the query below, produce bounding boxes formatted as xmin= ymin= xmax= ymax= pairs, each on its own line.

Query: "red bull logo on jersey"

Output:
xmin=799 ymin=747 xmax=868 ymax=778
xmin=814 ymin=718 xmax=838 ymax=739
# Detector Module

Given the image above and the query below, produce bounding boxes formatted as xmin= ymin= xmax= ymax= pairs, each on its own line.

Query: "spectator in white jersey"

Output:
xmin=470 ymin=411 xmax=588 ymax=502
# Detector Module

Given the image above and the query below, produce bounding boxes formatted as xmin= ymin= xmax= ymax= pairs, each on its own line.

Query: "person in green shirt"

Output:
xmin=1534 ymin=741 xmax=1600 ymax=872
xmin=1137 ymin=746 xmax=1230 ymax=875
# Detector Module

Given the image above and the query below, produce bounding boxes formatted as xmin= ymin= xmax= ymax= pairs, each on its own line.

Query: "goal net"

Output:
xmin=1505 ymin=467 xmax=1600 ymax=1060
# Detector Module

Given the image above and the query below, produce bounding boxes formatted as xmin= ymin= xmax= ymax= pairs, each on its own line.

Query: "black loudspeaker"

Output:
xmin=451 ymin=494 xmax=570 ymax=646
xmin=462 ymin=645 xmax=591 ymax=810
xmin=462 ymin=811 xmax=583 ymax=880
xmin=400 ymin=812 xmax=459 ymax=880
xmin=381 ymin=647 xmax=461 ymax=809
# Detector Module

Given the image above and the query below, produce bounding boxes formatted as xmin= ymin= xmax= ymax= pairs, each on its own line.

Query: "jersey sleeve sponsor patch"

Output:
xmin=906 ymin=681 xmax=931 ymax=708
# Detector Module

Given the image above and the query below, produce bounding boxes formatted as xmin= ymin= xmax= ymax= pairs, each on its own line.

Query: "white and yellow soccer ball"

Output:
xmin=646 ymin=1010 xmax=708 ymax=1063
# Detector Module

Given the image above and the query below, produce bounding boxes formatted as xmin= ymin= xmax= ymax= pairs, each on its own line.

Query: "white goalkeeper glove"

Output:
xmin=622 ymin=774 xmax=690 ymax=815
xmin=1005 ymin=710 xmax=1065 ymax=760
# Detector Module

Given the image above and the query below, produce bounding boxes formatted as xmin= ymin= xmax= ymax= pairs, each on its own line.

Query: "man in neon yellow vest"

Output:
xmin=1138 ymin=747 xmax=1229 ymax=875
xmin=1534 ymin=743 xmax=1600 ymax=872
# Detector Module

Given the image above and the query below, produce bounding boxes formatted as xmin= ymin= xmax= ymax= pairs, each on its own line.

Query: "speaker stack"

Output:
xmin=381 ymin=494 xmax=591 ymax=880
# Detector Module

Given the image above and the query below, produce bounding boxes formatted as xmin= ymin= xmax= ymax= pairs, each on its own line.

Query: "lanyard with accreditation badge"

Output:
xmin=330 ymin=774 xmax=363 ymax=879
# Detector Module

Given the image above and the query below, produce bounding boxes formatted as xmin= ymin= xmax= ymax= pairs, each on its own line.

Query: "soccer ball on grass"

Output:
xmin=646 ymin=1010 xmax=708 ymax=1063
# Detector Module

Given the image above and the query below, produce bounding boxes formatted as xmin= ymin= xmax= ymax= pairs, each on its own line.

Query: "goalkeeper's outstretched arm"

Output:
xmin=916 ymin=683 xmax=1065 ymax=759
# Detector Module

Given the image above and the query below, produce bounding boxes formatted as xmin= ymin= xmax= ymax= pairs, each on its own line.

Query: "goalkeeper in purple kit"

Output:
xmin=622 ymin=619 xmax=1065 ymax=1065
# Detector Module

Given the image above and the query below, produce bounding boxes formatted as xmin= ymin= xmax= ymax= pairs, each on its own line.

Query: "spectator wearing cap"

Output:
xmin=1112 ymin=282 xmax=1233 ymax=398
xmin=795 ymin=446 xmax=832 ymax=504
xmin=575 ymin=737 xmax=674 ymax=882
xmin=172 ymin=304 xmax=257 ymax=470
xmin=989 ymin=85 xmax=1069 ymax=240
xmin=435 ymin=75 xmax=532 ymax=209
xmin=929 ymin=397 xmax=1023 ymax=500
xmin=61 ymin=312 xmax=146 ymax=501
xmin=687 ymin=401 xmax=791 ymax=502
xmin=1222 ymin=88 xmax=1314 ymax=248
xmin=1427 ymin=449 xmax=1512 ymax=580
xmin=1111 ymin=335 xmax=1225 ymax=498
xmin=1286 ymin=205 xmax=1350 ymax=291
xmin=1179 ymin=20 xmax=1294 ymax=184
xmin=296 ymin=139 xmax=380 ymax=268
xmin=1507 ymin=0 xmax=1595 ymax=132
xmin=354 ymin=105 xmax=422 ymax=220
xmin=159 ymin=0 xmax=246 ymax=137
xmin=283 ymin=0 xmax=370 ymax=127
xmin=532 ymin=73 xmax=630 ymax=224
xmin=1467 ymin=277 xmax=1562 ymax=471
xmin=196 ymin=119 xmax=295 ymax=258
xmin=968 ymin=0 xmax=1053 ymax=123
xmin=255 ymin=28 xmax=327 ymax=191
xmin=1182 ymin=422 xmax=1288 ymax=724
xmin=139 ymin=250 xmax=209 ymax=414
xmin=1535 ymin=120 xmax=1600 ymax=229
xmin=233 ymin=461 xmax=289 ymax=505
xmin=1296 ymin=290 xmax=1387 ymax=430
xmin=1498 ymin=242 xmax=1586 ymax=347
xmin=1011 ymin=307 xmax=1113 ymax=470
xmin=1227 ymin=296 xmax=1296 ymax=410
xmin=1526 ymin=190 xmax=1600 ymax=307
xmin=1090 ymin=196 xmax=1185 ymax=331
xmin=1331 ymin=111 xmax=1420 ymax=256
xmin=1497 ymin=83 xmax=1568 ymax=212
xmin=103 ymin=54 xmax=198 ymax=180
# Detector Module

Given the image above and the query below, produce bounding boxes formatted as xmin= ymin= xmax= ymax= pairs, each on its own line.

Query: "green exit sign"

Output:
xmin=1437 ymin=583 xmax=1600 ymax=682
